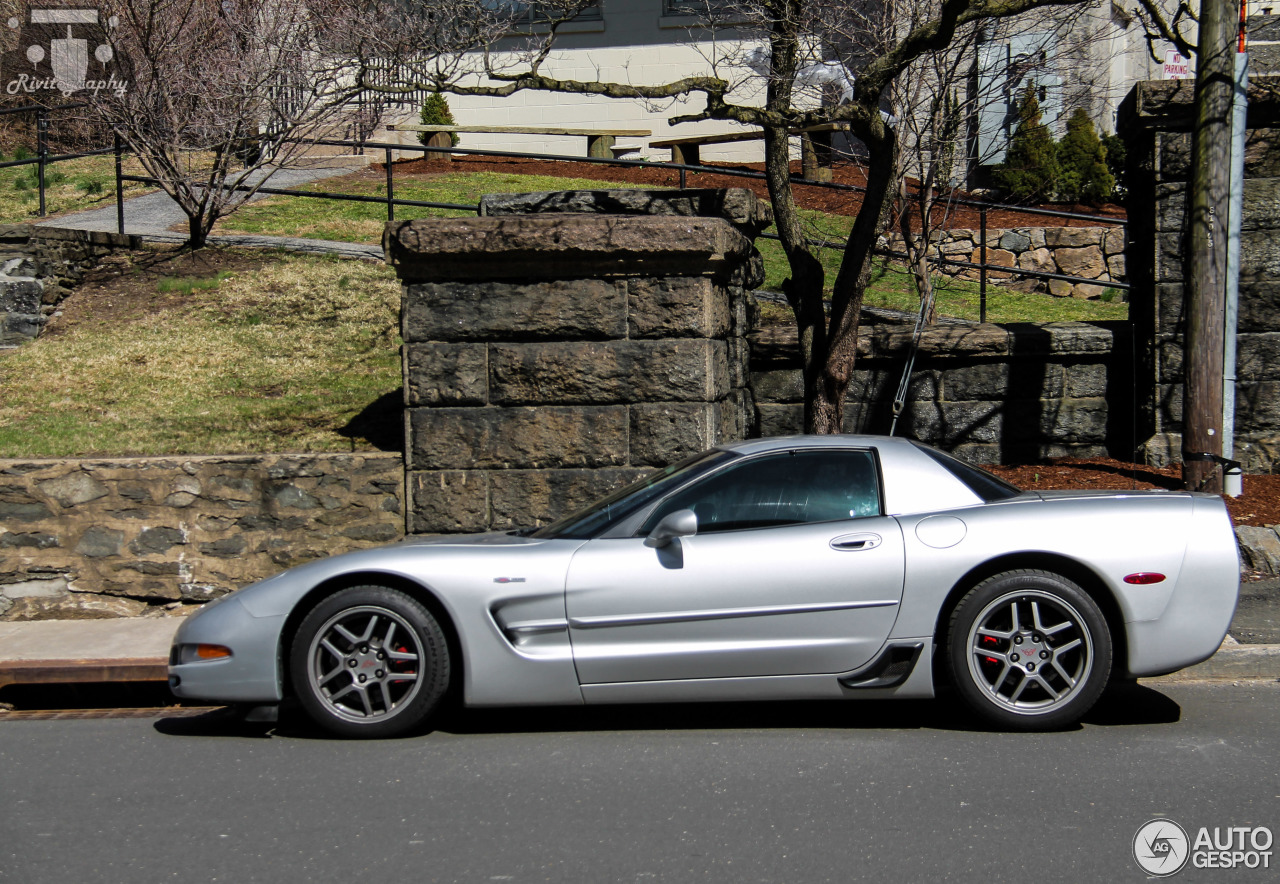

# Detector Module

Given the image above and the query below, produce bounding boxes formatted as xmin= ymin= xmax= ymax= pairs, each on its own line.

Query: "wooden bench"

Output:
xmin=389 ymin=124 xmax=652 ymax=160
xmin=651 ymin=123 xmax=849 ymax=182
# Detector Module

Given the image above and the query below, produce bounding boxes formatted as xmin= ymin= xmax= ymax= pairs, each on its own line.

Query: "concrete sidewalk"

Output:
xmin=1 ymin=582 xmax=1277 ymax=695
xmin=38 ymin=161 xmax=384 ymax=260
xmin=0 ymin=617 xmax=177 ymax=690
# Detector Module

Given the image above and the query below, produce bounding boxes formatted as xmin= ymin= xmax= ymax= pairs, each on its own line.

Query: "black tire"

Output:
xmin=289 ymin=585 xmax=450 ymax=738
xmin=947 ymin=569 xmax=1111 ymax=731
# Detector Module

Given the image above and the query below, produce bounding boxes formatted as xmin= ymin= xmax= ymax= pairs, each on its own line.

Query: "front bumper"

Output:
xmin=168 ymin=595 xmax=287 ymax=704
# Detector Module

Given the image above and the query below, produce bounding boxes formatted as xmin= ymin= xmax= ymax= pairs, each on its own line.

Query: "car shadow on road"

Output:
xmin=151 ymin=683 xmax=1181 ymax=740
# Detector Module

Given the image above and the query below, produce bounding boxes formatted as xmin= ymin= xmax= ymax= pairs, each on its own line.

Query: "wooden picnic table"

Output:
xmin=651 ymin=123 xmax=849 ymax=182
xmin=389 ymin=123 xmax=652 ymax=159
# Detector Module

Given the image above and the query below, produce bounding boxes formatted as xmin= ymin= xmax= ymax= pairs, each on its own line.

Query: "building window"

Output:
xmin=505 ymin=2 xmax=602 ymax=25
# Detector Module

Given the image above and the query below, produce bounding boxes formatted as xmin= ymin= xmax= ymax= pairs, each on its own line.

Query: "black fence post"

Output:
xmin=36 ymin=109 xmax=48 ymax=217
xmin=385 ymin=147 xmax=394 ymax=222
xmin=679 ymin=166 xmax=687 ymax=189
xmin=114 ymin=133 xmax=125 ymax=235
xmin=979 ymin=204 xmax=988 ymax=324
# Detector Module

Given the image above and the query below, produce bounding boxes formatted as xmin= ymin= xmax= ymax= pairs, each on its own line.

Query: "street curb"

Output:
xmin=1143 ymin=642 xmax=1280 ymax=683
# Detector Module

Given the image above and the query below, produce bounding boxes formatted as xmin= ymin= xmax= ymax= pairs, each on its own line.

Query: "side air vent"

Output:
xmin=838 ymin=642 xmax=926 ymax=689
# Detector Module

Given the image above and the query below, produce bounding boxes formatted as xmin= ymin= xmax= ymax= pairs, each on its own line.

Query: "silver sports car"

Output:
xmin=168 ymin=435 xmax=1240 ymax=737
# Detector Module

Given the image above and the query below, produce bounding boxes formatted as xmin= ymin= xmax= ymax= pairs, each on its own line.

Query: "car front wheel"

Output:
xmin=290 ymin=585 xmax=450 ymax=738
xmin=947 ymin=570 xmax=1111 ymax=731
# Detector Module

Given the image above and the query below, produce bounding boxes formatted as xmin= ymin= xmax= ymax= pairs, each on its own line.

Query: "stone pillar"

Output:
xmin=1120 ymin=78 xmax=1280 ymax=471
xmin=384 ymin=188 xmax=771 ymax=534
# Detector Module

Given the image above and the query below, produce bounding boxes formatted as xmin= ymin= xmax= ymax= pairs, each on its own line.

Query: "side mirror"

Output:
xmin=644 ymin=509 xmax=698 ymax=548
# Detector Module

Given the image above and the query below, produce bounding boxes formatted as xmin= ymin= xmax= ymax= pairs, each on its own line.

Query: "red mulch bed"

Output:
xmin=379 ymin=155 xmax=1125 ymax=230
xmin=985 ymin=458 xmax=1280 ymax=529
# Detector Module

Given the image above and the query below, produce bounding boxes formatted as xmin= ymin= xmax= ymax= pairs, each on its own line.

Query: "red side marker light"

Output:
xmin=1123 ymin=573 xmax=1166 ymax=585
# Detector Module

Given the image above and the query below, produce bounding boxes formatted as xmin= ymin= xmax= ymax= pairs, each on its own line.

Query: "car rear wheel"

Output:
xmin=947 ymin=570 xmax=1111 ymax=731
xmin=290 ymin=585 xmax=450 ymax=738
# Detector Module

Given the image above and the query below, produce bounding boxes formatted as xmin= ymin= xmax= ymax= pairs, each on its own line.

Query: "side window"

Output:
xmin=640 ymin=449 xmax=881 ymax=535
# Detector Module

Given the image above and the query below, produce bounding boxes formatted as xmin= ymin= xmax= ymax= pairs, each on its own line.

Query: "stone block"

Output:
xmin=971 ymin=247 xmax=1016 ymax=279
xmin=0 ymin=277 xmax=42 ymax=313
xmin=1237 ymin=382 xmax=1280 ymax=433
xmin=1065 ymin=363 xmax=1109 ymax=398
xmin=756 ymin=403 xmax=804 ymax=437
xmin=0 ymin=531 xmax=58 ymax=549
xmin=385 ymin=216 xmax=753 ymax=282
xmin=37 ymin=472 xmax=109 ymax=507
xmin=0 ymin=497 xmax=52 ymax=522
xmin=402 ymin=279 xmax=627 ymax=343
xmin=1055 ymin=246 xmax=1106 ymax=279
xmin=1237 ymin=526 xmax=1280 ymax=575
xmin=1236 ymin=332 xmax=1280 ymax=383
xmin=627 ymin=277 xmax=730 ymax=339
xmin=630 ymin=402 xmax=735 ymax=466
xmin=407 ymin=470 xmax=490 ymax=534
xmin=488 ymin=468 xmax=650 ymax=531
xmin=479 ymin=188 xmax=774 ymax=237
xmin=752 ymin=369 xmax=804 ymax=404
xmin=404 ymin=343 xmax=488 ymax=406
xmin=1 ymin=576 xmax=69 ymax=599
xmin=488 ymin=340 xmax=729 ymax=405
xmin=130 ymin=526 xmax=187 ymax=554
xmin=1017 ymin=248 xmax=1055 ymax=275
xmin=943 ymin=362 xmax=1065 ymax=401
xmin=75 ymin=526 xmax=124 ymax=558
xmin=1106 ymin=254 xmax=1126 ymax=279
xmin=999 ymin=231 xmax=1031 ymax=252
xmin=408 ymin=406 xmax=628 ymax=470
xmin=1044 ymin=228 xmax=1105 ymax=248
xmin=1237 ymin=279 xmax=1280 ymax=332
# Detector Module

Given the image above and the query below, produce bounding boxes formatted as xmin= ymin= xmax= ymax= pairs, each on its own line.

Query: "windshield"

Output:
xmin=529 ymin=449 xmax=738 ymax=539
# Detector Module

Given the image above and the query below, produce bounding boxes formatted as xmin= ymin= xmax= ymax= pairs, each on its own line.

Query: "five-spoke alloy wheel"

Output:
xmin=948 ymin=570 xmax=1111 ymax=730
xmin=290 ymin=586 xmax=450 ymax=738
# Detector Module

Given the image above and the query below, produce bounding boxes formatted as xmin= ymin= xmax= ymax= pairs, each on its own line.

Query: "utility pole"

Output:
xmin=1183 ymin=0 xmax=1240 ymax=493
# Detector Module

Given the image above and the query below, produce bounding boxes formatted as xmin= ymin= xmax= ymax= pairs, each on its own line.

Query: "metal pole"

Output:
xmin=114 ymin=133 xmax=125 ymax=236
xmin=36 ymin=110 xmax=48 ymax=217
xmin=385 ymin=147 xmax=394 ymax=222
xmin=979 ymin=204 xmax=988 ymax=323
xmin=679 ymin=166 xmax=687 ymax=189
xmin=1223 ymin=38 xmax=1249 ymax=496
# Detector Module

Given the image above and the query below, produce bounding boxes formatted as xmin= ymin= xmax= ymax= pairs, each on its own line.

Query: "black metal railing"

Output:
xmin=1 ymin=108 xmax=1126 ymax=323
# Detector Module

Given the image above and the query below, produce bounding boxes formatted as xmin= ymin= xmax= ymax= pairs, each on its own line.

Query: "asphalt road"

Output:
xmin=2 ymin=683 xmax=1278 ymax=884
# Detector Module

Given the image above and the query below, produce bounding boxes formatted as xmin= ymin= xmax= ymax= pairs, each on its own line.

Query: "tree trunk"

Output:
xmin=811 ymin=129 xmax=899 ymax=435
xmin=187 ymin=214 xmax=208 ymax=250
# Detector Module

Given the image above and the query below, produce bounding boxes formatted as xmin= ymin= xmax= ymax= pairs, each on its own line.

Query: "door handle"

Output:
xmin=830 ymin=533 xmax=882 ymax=551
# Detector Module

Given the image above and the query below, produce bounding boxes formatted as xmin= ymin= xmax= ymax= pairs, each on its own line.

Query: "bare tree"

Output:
xmin=67 ymin=0 xmax=503 ymax=248
xmin=372 ymin=0 xmax=1093 ymax=432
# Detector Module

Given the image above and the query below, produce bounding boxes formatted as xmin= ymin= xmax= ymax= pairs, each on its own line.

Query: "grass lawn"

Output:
xmin=0 ymin=250 xmax=401 ymax=457
xmin=0 ymin=153 xmax=153 ymax=224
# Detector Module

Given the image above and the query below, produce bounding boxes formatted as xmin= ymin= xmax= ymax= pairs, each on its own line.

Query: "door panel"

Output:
xmin=566 ymin=517 xmax=905 ymax=684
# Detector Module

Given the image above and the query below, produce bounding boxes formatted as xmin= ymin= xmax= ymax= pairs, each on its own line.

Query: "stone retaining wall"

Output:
xmin=389 ymin=189 xmax=770 ymax=534
xmin=0 ymin=454 xmax=403 ymax=620
xmin=880 ymin=226 xmax=1126 ymax=299
xmin=750 ymin=319 xmax=1130 ymax=464
xmin=1121 ymin=79 xmax=1280 ymax=471
xmin=0 ymin=225 xmax=141 ymax=346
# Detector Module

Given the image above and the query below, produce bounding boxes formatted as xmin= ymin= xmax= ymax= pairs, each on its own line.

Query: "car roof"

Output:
xmin=717 ymin=434 xmax=918 ymax=456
